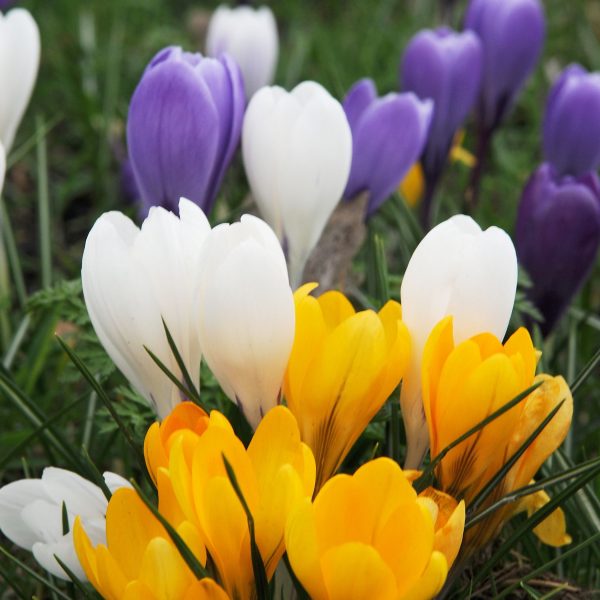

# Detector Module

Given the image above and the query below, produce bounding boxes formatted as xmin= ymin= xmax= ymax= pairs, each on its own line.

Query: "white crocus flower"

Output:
xmin=197 ymin=214 xmax=295 ymax=428
xmin=0 ymin=468 xmax=130 ymax=580
xmin=206 ymin=4 xmax=278 ymax=99
xmin=81 ymin=198 xmax=210 ymax=418
xmin=400 ymin=215 xmax=518 ymax=468
xmin=0 ymin=8 xmax=40 ymax=152
xmin=242 ymin=81 xmax=352 ymax=287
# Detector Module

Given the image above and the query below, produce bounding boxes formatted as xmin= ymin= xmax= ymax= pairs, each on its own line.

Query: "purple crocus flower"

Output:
xmin=400 ymin=27 xmax=482 ymax=225
xmin=465 ymin=0 xmax=545 ymax=131
xmin=342 ymin=78 xmax=432 ymax=216
xmin=127 ymin=46 xmax=245 ymax=216
xmin=543 ymin=65 xmax=600 ymax=179
xmin=516 ymin=163 xmax=600 ymax=335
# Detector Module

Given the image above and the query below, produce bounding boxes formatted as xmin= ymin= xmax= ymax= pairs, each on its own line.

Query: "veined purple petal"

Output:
xmin=127 ymin=46 xmax=245 ymax=216
xmin=343 ymin=78 xmax=432 ymax=215
xmin=516 ymin=163 xmax=600 ymax=334
xmin=543 ymin=64 xmax=600 ymax=178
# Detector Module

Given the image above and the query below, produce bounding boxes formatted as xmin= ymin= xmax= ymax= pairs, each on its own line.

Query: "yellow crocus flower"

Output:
xmin=284 ymin=283 xmax=411 ymax=491
xmin=144 ymin=401 xmax=210 ymax=484
xmin=422 ymin=316 xmax=573 ymax=551
xmin=73 ymin=487 xmax=224 ymax=600
xmin=285 ymin=457 xmax=461 ymax=600
xmin=167 ymin=405 xmax=315 ymax=600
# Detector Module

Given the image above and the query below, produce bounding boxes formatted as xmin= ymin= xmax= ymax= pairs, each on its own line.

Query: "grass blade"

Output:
xmin=222 ymin=454 xmax=269 ymax=600
xmin=0 ymin=197 xmax=27 ymax=308
xmin=56 ymin=335 xmax=148 ymax=478
xmin=161 ymin=318 xmax=201 ymax=404
xmin=569 ymin=345 xmax=600 ymax=395
xmin=468 ymin=399 xmax=565 ymax=515
xmin=129 ymin=479 xmax=208 ymax=580
xmin=36 ymin=114 xmax=52 ymax=290
xmin=414 ymin=381 xmax=543 ymax=491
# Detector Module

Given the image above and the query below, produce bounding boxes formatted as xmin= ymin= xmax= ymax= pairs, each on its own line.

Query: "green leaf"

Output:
xmin=222 ymin=453 xmax=269 ymax=600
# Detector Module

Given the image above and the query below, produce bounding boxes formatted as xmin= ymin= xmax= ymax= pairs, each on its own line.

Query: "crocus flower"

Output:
xmin=284 ymin=284 xmax=410 ymax=491
xmin=0 ymin=8 xmax=40 ymax=152
xmin=422 ymin=317 xmax=572 ymax=552
xmin=465 ymin=0 xmax=545 ymax=132
xmin=0 ymin=468 xmax=130 ymax=580
xmin=285 ymin=457 xmax=462 ymax=600
xmin=81 ymin=198 xmax=210 ymax=419
xmin=164 ymin=405 xmax=315 ymax=598
xmin=342 ymin=78 xmax=432 ymax=216
xmin=127 ymin=46 xmax=245 ymax=215
xmin=516 ymin=163 xmax=600 ymax=335
xmin=400 ymin=215 xmax=517 ymax=468
xmin=242 ymin=81 xmax=352 ymax=287
xmin=206 ymin=5 xmax=278 ymax=99
xmin=543 ymin=64 xmax=600 ymax=178
xmin=75 ymin=487 xmax=226 ymax=599
xmin=197 ymin=215 xmax=295 ymax=428
xmin=401 ymin=28 xmax=482 ymax=224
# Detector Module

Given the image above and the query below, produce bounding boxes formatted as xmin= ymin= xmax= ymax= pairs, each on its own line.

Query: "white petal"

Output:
xmin=32 ymin=533 xmax=87 ymax=581
xmin=0 ymin=9 xmax=40 ymax=151
xmin=102 ymin=471 xmax=133 ymax=495
xmin=198 ymin=216 xmax=295 ymax=427
xmin=41 ymin=467 xmax=107 ymax=520
xmin=0 ymin=478 xmax=47 ymax=549
xmin=82 ymin=203 xmax=210 ymax=418
xmin=20 ymin=499 xmax=63 ymax=544
xmin=242 ymin=81 xmax=352 ymax=286
xmin=206 ymin=5 xmax=278 ymax=98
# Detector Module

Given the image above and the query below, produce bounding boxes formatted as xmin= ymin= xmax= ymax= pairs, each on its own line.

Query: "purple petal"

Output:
xmin=543 ymin=64 xmax=600 ymax=177
xmin=127 ymin=47 xmax=245 ymax=216
xmin=516 ymin=163 xmax=600 ymax=334
xmin=342 ymin=79 xmax=378 ymax=131
xmin=401 ymin=27 xmax=482 ymax=184
xmin=343 ymin=83 xmax=432 ymax=214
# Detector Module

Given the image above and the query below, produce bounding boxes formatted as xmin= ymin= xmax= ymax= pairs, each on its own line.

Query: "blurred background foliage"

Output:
xmin=0 ymin=0 xmax=599 ymax=597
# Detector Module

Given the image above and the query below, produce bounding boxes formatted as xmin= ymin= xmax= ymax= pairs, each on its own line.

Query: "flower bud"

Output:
xmin=242 ymin=81 xmax=352 ymax=287
xmin=401 ymin=28 xmax=482 ymax=188
xmin=465 ymin=0 xmax=545 ymax=130
xmin=516 ymin=163 xmax=600 ymax=335
xmin=197 ymin=215 xmax=295 ymax=428
xmin=0 ymin=8 xmax=40 ymax=152
xmin=342 ymin=78 xmax=432 ymax=216
xmin=543 ymin=65 xmax=600 ymax=178
xmin=82 ymin=198 xmax=210 ymax=418
xmin=400 ymin=215 xmax=518 ymax=468
xmin=206 ymin=5 xmax=278 ymax=99
xmin=127 ymin=46 xmax=245 ymax=215
xmin=0 ymin=467 xmax=130 ymax=580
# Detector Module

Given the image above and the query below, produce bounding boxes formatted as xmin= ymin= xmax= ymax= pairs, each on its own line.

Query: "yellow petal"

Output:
xmin=96 ymin=544 xmax=129 ymax=600
xmin=138 ymin=537 xmax=195 ymax=600
xmin=516 ymin=489 xmax=572 ymax=547
xmin=285 ymin=499 xmax=328 ymax=600
xmin=177 ymin=520 xmax=207 ymax=567
xmin=144 ymin=421 xmax=165 ymax=484
xmin=317 ymin=290 xmax=356 ymax=331
xmin=183 ymin=579 xmax=231 ymax=600
xmin=72 ymin=516 xmax=101 ymax=593
xmin=401 ymin=550 xmax=448 ymax=600
xmin=374 ymin=502 xmax=435 ymax=596
xmin=321 ymin=542 xmax=396 ymax=600
xmin=123 ymin=581 xmax=157 ymax=600
xmin=507 ymin=375 xmax=573 ymax=490
xmin=399 ymin=163 xmax=425 ymax=207
xmin=105 ymin=488 xmax=166 ymax=581
xmin=419 ymin=488 xmax=465 ymax=569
